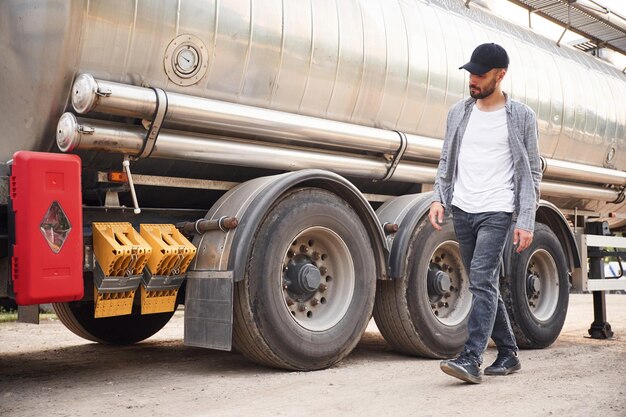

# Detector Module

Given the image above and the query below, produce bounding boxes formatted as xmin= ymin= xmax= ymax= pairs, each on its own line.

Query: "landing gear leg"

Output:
xmin=587 ymin=256 xmax=614 ymax=339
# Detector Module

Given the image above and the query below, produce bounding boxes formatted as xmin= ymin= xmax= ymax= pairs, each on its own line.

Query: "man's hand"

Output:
xmin=513 ymin=228 xmax=533 ymax=253
xmin=429 ymin=202 xmax=445 ymax=231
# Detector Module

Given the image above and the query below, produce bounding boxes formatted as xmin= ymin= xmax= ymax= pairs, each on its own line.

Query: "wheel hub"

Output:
xmin=426 ymin=241 xmax=471 ymax=326
xmin=527 ymin=273 xmax=541 ymax=296
xmin=428 ymin=268 xmax=452 ymax=296
xmin=525 ymin=249 xmax=559 ymax=321
xmin=281 ymin=227 xmax=355 ymax=331
xmin=285 ymin=260 xmax=322 ymax=295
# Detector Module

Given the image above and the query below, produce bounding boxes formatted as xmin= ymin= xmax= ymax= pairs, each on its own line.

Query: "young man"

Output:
xmin=429 ymin=43 xmax=542 ymax=384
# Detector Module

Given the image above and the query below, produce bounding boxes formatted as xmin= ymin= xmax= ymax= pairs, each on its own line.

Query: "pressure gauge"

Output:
xmin=175 ymin=46 xmax=199 ymax=75
xmin=164 ymin=34 xmax=209 ymax=86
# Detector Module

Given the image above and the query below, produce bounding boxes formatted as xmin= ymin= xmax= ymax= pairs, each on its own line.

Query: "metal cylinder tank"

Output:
xmin=1 ymin=0 xmax=626 ymax=211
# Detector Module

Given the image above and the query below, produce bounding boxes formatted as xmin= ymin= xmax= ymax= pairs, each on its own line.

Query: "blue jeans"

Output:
xmin=452 ymin=206 xmax=518 ymax=366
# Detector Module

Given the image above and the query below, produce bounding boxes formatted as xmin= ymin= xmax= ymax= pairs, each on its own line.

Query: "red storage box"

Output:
xmin=10 ymin=151 xmax=84 ymax=305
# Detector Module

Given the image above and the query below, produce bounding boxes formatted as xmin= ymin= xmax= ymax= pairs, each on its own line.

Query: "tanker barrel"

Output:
xmin=56 ymin=112 xmax=439 ymax=183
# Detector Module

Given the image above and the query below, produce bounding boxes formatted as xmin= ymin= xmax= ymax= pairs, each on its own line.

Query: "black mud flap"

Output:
xmin=184 ymin=270 xmax=234 ymax=351
xmin=17 ymin=305 xmax=39 ymax=324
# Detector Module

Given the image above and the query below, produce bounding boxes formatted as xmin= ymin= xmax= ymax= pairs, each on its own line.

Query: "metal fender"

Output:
xmin=189 ymin=168 xmax=388 ymax=280
xmin=503 ymin=200 xmax=580 ymax=273
xmin=376 ymin=192 xmax=435 ymax=280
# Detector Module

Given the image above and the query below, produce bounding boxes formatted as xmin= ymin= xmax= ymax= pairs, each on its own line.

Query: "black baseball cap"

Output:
xmin=459 ymin=43 xmax=509 ymax=75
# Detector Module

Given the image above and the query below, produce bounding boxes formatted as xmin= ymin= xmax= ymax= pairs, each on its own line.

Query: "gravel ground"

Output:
xmin=0 ymin=294 xmax=624 ymax=417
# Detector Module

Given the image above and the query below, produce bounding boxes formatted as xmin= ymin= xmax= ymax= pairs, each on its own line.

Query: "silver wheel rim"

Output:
xmin=426 ymin=240 xmax=471 ymax=326
xmin=281 ymin=226 xmax=355 ymax=331
xmin=525 ymin=248 xmax=559 ymax=321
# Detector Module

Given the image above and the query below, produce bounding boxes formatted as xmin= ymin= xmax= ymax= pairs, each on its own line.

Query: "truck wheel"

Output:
xmin=374 ymin=217 xmax=470 ymax=358
xmin=502 ymin=223 xmax=569 ymax=348
xmin=53 ymin=286 xmax=175 ymax=344
xmin=232 ymin=188 xmax=376 ymax=370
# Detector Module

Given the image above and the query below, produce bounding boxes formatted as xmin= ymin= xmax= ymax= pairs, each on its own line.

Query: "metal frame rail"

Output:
xmin=507 ymin=0 xmax=626 ymax=58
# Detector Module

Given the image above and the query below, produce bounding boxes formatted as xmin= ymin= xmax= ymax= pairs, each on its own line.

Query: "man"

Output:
xmin=429 ymin=43 xmax=542 ymax=384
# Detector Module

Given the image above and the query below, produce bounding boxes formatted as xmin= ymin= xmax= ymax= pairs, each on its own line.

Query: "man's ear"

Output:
xmin=498 ymin=69 xmax=507 ymax=82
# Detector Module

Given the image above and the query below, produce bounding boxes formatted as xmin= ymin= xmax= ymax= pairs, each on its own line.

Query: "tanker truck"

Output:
xmin=2 ymin=0 xmax=626 ymax=371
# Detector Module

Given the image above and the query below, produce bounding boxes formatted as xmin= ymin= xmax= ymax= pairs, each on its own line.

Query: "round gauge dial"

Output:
xmin=175 ymin=46 xmax=199 ymax=75
xmin=164 ymin=34 xmax=209 ymax=86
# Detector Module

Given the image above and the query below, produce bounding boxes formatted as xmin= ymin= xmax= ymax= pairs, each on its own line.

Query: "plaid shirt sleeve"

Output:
xmin=515 ymin=108 xmax=542 ymax=232
xmin=432 ymin=109 xmax=454 ymax=206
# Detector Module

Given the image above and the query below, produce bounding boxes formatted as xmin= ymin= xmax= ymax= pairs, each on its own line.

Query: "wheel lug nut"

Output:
xmin=319 ymin=283 xmax=328 ymax=292
xmin=312 ymin=251 xmax=320 ymax=261
xmin=299 ymin=304 xmax=308 ymax=312
xmin=442 ymin=264 xmax=448 ymax=270
xmin=286 ymin=298 xmax=294 ymax=306
xmin=287 ymin=250 xmax=295 ymax=258
xmin=437 ymin=301 xmax=445 ymax=308
xmin=319 ymin=266 xmax=327 ymax=275
xmin=311 ymin=298 xmax=319 ymax=306
xmin=300 ymin=245 xmax=309 ymax=253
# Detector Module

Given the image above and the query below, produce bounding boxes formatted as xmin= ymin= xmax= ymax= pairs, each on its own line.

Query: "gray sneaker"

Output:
xmin=484 ymin=352 xmax=521 ymax=376
xmin=440 ymin=356 xmax=482 ymax=384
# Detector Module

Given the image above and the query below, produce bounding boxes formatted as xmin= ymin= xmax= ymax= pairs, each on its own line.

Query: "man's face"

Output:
xmin=468 ymin=68 xmax=505 ymax=99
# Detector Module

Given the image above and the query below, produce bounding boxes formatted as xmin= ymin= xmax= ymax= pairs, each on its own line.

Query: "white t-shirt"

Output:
xmin=452 ymin=105 xmax=515 ymax=213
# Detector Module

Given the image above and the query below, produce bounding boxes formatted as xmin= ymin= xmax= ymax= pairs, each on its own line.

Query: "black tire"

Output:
xmin=373 ymin=216 xmax=470 ymax=358
xmin=232 ymin=188 xmax=376 ymax=370
xmin=501 ymin=223 xmax=569 ymax=349
xmin=53 ymin=278 xmax=175 ymax=344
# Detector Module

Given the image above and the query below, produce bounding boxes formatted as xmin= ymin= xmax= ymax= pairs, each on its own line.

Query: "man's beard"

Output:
xmin=469 ymin=77 xmax=497 ymax=99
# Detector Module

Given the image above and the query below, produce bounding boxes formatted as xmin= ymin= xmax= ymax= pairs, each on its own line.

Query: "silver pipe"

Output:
xmin=57 ymin=113 xmax=437 ymax=183
xmin=404 ymin=133 xmax=443 ymax=161
xmin=72 ymin=75 xmax=626 ymax=189
xmin=72 ymin=74 xmax=401 ymax=155
xmin=57 ymin=113 xmax=622 ymax=203
xmin=540 ymin=181 xmax=620 ymax=202
xmin=543 ymin=158 xmax=626 ymax=186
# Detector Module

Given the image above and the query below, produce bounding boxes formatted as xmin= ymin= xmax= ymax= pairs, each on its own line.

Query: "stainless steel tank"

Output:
xmin=2 ymin=0 xmax=626 ymax=212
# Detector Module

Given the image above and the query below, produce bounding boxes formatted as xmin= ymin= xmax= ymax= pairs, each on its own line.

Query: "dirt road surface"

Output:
xmin=1 ymin=294 xmax=625 ymax=417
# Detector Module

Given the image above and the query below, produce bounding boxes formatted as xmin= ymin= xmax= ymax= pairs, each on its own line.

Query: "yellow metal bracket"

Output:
xmin=140 ymin=224 xmax=196 ymax=276
xmin=92 ymin=222 xmax=153 ymax=318
xmin=139 ymin=224 xmax=196 ymax=315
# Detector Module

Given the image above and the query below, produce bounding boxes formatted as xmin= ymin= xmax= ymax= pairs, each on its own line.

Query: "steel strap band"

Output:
xmin=138 ymin=87 xmax=168 ymax=159
xmin=381 ymin=131 xmax=408 ymax=182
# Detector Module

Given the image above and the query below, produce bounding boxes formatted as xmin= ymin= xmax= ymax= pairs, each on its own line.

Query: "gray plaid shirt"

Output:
xmin=432 ymin=93 xmax=542 ymax=232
